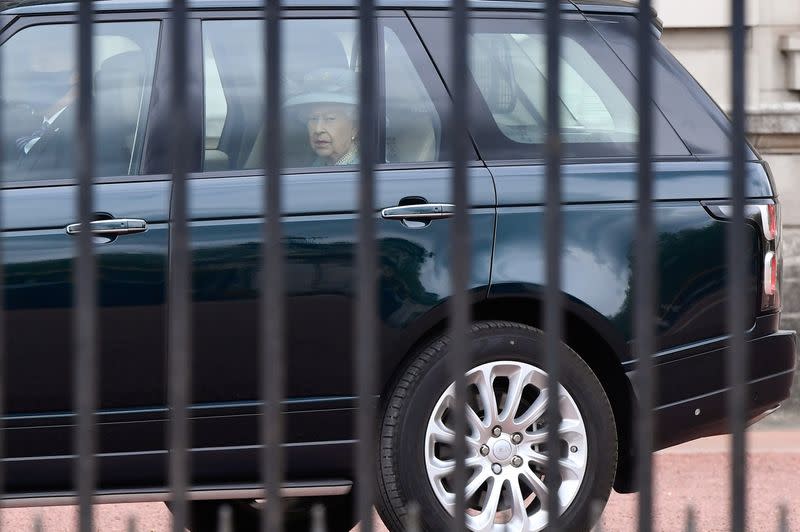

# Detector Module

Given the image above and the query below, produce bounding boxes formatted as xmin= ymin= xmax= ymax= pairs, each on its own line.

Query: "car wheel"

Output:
xmin=376 ymin=320 xmax=617 ymax=532
xmin=185 ymin=493 xmax=356 ymax=532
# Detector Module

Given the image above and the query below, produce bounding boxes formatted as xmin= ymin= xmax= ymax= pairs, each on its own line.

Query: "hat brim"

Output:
xmin=283 ymin=93 xmax=358 ymax=109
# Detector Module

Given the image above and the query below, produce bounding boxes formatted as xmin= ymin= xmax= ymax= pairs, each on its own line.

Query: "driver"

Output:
xmin=10 ymin=28 xmax=78 ymax=176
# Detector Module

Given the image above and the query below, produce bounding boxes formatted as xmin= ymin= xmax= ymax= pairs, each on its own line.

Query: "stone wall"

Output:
xmin=773 ymin=229 xmax=800 ymax=424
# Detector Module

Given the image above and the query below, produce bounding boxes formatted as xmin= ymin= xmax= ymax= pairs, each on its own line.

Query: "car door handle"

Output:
xmin=381 ymin=203 xmax=455 ymax=220
xmin=65 ymin=218 xmax=148 ymax=236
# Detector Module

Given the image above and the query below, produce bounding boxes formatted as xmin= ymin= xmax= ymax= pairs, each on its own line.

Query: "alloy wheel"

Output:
xmin=424 ymin=360 xmax=588 ymax=531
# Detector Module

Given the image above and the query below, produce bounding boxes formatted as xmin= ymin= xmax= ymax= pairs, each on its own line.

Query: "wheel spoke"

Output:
xmin=525 ymin=449 xmax=549 ymax=469
xmin=465 ymin=454 xmax=485 ymax=468
xmin=498 ymin=368 xmax=526 ymax=422
xmin=509 ymin=475 xmax=531 ymax=525
xmin=466 ymin=404 xmax=489 ymax=440
xmin=519 ymin=465 xmax=548 ymax=508
xmin=559 ymin=457 xmax=583 ymax=480
xmin=429 ymin=418 xmax=455 ymax=445
xmin=526 ymin=417 xmax=583 ymax=444
xmin=470 ymin=477 xmax=503 ymax=532
xmin=472 ymin=366 xmax=498 ymax=423
xmin=464 ymin=467 xmax=491 ymax=500
xmin=514 ymin=388 xmax=548 ymax=429
xmin=429 ymin=456 xmax=455 ymax=480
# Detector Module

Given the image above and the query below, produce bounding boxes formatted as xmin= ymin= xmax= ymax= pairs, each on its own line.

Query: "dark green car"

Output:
xmin=0 ymin=0 xmax=795 ymax=530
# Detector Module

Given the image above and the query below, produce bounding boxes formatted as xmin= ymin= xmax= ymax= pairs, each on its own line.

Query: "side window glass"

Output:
xmin=384 ymin=27 xmax=442 ymax=164
xmin=1 ymin=22 xmax=160 ymax=182
xmin=202 ymin=20 xmax=264 ymax=171
xmin=201 ymin=18 xmax=446 ymax=172
xmin=469 ymin=31 xmax=637 ymax=147
xmin=203 ymin=36 xmax=228 ymax=160
xmin=281 ymin=19 xmax=358 ymax=169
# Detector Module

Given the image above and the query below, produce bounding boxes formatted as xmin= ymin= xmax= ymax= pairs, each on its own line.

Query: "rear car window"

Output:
xmin=413 ymin=14 xmax=690 ymax=161
xmin=1 ymin=21 xmax=160 ymax=182
xmin=470 ymin=32 xmax=638 ymax=146
xmin=587 ymin=14 xmax=752 ymax=159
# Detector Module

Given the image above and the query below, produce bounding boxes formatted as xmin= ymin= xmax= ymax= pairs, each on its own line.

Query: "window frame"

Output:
xmin=0 ymin=11 xmax=169 ymax=189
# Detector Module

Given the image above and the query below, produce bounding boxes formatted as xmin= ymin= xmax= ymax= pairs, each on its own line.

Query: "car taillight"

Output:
xmin=767 ymin=204 xmax=777 ymax=240
xmin=760 ymin=203 xmax=780 ymax=310
xmin=764 ymin=251 xmax=777 ymax=296
xmin=758 ymin=204 xmax=777 ymax=241
xmin=703 ymin=200 xmax=781 ymax=311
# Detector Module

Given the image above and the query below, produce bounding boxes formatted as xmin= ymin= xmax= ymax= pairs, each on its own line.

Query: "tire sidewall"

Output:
xmin=389 ymin=323 xmax=616 ymax=531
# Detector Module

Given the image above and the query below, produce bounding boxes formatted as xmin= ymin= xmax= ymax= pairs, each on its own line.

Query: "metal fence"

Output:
xmin=0 ymin=0 xmax=790 ymax=530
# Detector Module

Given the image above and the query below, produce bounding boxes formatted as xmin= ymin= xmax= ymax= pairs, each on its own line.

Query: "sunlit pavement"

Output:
xmin=2 ymin=431 xmax=797 ymax=532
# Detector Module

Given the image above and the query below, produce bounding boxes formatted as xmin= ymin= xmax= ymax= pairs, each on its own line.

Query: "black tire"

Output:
xmin=375 ymin=320 xmax=617 ymax=532
xmin=184 ymin=493 xmax=356 ymax=532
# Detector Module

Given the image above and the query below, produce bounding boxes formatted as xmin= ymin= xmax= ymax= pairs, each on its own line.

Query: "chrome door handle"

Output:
xmin=381 ymin=203 xmax=455 ymax=220
xmin=65 ymin=218 xmax=148 ymax=236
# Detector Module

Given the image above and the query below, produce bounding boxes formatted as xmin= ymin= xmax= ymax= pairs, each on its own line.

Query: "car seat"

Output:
xmin=94 ymin=51 xmax=147 ymax=176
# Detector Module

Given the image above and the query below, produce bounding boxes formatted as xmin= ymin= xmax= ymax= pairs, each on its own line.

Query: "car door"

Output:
xmin=186 ymin=12 xmax=495 ymax=484
xmin=1 ymin=16 xmax=170 ymax=494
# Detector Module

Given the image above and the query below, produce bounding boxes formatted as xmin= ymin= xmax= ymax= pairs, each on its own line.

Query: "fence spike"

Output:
xmin=685 ymin=505 xmax=696 ymax=532
xmin=310 ymin=503 xmax=327 ymax=532
xmin=405 ymin=501 xmax=421 ymax=532
xmin=590 ymin=499 xmax=604 ymax=532
xmin=32 ymin=514 xmax=43 ymax=532
xmin=778 ymin=504 xmax=788 ymax=532
xmin=216 ymin=503 xmax=232 ymax=532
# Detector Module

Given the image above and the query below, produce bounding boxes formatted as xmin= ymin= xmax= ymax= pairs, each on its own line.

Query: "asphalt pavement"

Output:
xmin=2 ymin=430 xmax=797 ymax=532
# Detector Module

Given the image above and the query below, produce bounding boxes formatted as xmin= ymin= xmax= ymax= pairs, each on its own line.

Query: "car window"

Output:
xmin=471 ymin=32 xmax=637 ymax=145
xmin=1 ymin=21 xmax=160 ymax=182
xmin=589 ymin=14 xmax=741 ymax=158
xmin=470 ymin=29 xmax=641 ymax=152
xmin=201 ymin=18 xmax=446 ymax=171
xmin=412 ymin=15 xmax=689 ymax=161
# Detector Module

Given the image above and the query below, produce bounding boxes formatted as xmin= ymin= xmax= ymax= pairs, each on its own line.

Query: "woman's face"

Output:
xmin=306 ymin=103 xmax=357 ymax=162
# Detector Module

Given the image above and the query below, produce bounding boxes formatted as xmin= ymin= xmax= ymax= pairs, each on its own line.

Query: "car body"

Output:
xmin=0 ymin=0 xmax=795 ymax=530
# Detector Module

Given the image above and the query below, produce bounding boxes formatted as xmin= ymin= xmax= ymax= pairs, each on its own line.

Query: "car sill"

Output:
xmin=0 ymin=480 xmax=352 ymax=508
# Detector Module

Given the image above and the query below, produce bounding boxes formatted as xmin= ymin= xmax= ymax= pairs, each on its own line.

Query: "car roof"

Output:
xmin=1 ymin=0 xmax=642 ymax=16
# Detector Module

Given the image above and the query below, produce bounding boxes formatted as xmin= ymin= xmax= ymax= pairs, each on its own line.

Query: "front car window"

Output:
xmin=1 ymin=21 xmax=160 ymax=182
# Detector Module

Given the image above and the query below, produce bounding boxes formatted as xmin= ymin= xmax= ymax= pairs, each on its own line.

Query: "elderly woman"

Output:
xmin=285 ymin=68 xmax=359 ymax=166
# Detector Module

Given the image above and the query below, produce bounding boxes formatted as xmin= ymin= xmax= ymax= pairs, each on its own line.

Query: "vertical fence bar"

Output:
xmin=544 ymin=0 xmax=562 ymax=528
xmin=355 ymin=0 xmax=377 ymax=529
xmin=0 ymin=11 xmax=5 ymax=532
xmin=684 ymin=506 xmax=696 ymax=532
xmin=635 ymin=1 xmax=656 ymax=532
xmin=168 ymin=0 xmax=190 ymax=528
xmin=74 ymin=2 xmax=96 ymax=532
xmin=778 ymin=505 xmax=788 ymax=532
xmin=261 ymin=0 xmax=284 ymax=530
xmin=449 ymin=0 xmax=469 ymax=526
xmin=728 ymin=1 xmax=747 ymax=531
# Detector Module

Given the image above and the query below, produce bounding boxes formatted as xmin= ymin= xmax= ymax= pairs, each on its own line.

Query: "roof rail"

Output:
xmin=569 ymin=0 xmax=664 ymax=33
